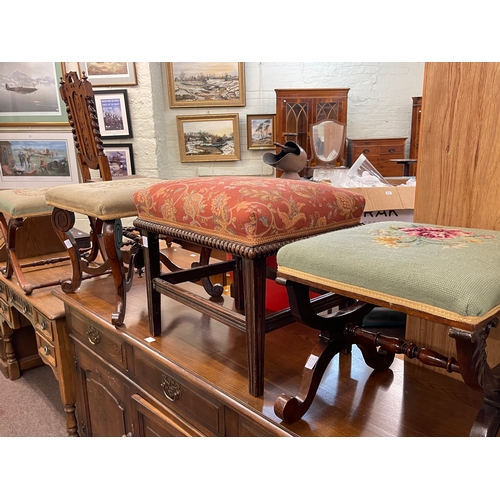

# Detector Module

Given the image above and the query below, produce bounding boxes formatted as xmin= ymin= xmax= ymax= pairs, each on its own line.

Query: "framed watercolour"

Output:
xmin=78 ymin=62 xmax=137 ymax=87
xmin=166 ymin=63 xmax=245 ymax=108
xmin=94 ymin=90 xmax=133 ymax=139
xmin=0 ymin=62 xmax=68 ymax=126
xmin=103 ymin=143 xmax=135 ymax=178
xmin=0 ymin=131 xmax=79 ymax=189
xmin=247 ymin=114 xmax=276 ymax=150
xmin=176 ymin=114 xmax=241 ymax=163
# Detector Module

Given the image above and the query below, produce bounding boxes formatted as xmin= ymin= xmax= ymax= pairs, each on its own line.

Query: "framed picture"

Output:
xmin=166 ymin=63 xmax=245 ymax=108
xmin=247 ymin=114 xmax=276 ymax=150
xmin=94 ymin=90 xmax=133 ymax=139
xmin=103 ymin=143 xmax=135 ymax=178
xmin=78 ymin=62 xmax=137 ymax=86
xmin=0 ymin=131 xmax=79 ymax=189
xmin=0 ymin=62 xmax=68 ymax=126
xmin=177 ymin=114 xmax=241 ymax=163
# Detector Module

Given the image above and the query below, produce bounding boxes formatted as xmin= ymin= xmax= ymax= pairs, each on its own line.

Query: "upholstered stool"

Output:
xmin=275 ymin=221 xmax=500 ymax=435
xmin=133 ymin=176 xmax=366 ymax=396
xmin=45 ymin=177 xmax=163 ymax=326
xmin=0 ymin=188 xmax=70 ymax=294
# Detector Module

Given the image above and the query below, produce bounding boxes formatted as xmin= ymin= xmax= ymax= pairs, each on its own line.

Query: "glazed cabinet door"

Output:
xmin=72 ymin=339 xmax=133 ymax=437
xmin=130 ymin=393 xmax=205 ymax=437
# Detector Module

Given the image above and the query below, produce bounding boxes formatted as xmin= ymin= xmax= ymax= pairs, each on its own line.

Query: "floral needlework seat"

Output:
xmin=133 ymin=176 xmax=366 ymax=397
xmin=274 ymin=221 xmax=500 ymax=435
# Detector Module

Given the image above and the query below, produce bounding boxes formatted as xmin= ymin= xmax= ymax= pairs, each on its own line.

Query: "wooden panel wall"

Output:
xmin=407 ymin=62 xmax=500 ymax=377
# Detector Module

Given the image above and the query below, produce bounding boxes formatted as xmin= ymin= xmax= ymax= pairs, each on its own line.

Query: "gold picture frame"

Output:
xmin=246 ymin=114 xmax=276 ymax=150
xmin=77 ymin=62 xmax=137 ymax=86
xmin=176 ymin=114 xmax=241 ymax=163
xmin=166 ymin=63 xmax=245 ymax=108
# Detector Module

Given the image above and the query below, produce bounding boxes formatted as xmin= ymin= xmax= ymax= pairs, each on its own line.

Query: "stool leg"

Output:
xmin=142 ymin=231 xmax=162 ymax=336
xmin=102 ymin=219 xmax=126 ymax=327
xmin=242 ymin=257 xmax=266 ymax=397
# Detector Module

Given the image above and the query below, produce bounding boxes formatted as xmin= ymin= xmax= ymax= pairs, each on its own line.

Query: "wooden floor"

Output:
xmin=44 ymin=244 xmax=486 ymax=437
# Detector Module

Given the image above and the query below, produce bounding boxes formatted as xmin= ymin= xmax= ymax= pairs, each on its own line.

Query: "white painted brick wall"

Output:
xmin=154 ymin=62 xmax=424 ymax=179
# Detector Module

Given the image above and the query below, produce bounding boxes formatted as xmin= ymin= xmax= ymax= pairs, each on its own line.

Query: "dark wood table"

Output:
xmin=389 ymin=158 xmax=417 ymax=176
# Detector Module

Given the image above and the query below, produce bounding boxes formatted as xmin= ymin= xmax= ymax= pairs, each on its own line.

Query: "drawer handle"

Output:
xmin=363 ymin=149 xmax=370 ymax=154
xmin=160 ymin=373 xmax=182 ymax=402
xmin=388 ymin=148 xmax=396 ymax=153
xmin=43 ymin=345 xmax=51 ymax=356
xmin=40 ymin=319 xmax=47 ymax=330
xmin=86 ymin=326 xmax=101 ymax=345
xmin=1 ymin=303 xmax=6 ymax=314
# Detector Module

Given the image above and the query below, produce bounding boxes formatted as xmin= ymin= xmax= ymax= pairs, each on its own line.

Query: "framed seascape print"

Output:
xmin=166 ymin=63 xmax=245 ymax=108
xmin=94 ymin=90 xmax=133 ymax=139
xmin=247 ymin=114 xmax=275 ymax=150
xmin=0 ymin=62 xmax=68 ymax=126
xmin=103 ymin=143 xmax=135 ymax=178
xmin=0 ymin=131 xmax=79 ymax=189
xmin=78 ymin=62 xmax=137 ymax=86
xmin=177 ymin=114 xmax=241 ymax=163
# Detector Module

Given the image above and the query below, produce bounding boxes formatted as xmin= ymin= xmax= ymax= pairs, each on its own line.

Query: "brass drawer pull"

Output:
xmin=160 ymin=373 xmax=182 ymax=402
xmin=43 ymin=345 xmax=51 ymax=356
xmin=86 ymin=326 xmax=101 ymax=345
xmin=40 ymin=319 xmax=47 ymax=330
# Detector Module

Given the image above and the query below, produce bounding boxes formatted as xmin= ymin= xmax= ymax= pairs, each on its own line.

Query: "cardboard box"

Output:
xmin=346 ymin=185 xmax=415 ymax=224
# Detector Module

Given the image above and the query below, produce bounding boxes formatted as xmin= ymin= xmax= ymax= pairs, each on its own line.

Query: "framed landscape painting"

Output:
xmin=0 ymin=131 xmax=79 ymax=188
xmin=94 ymin=90 xmax=133 ymax=139
xmin=166 ymin=63 xmax=245 ymax=108
xmin=78 ymin=62 xmax=137 ymax=86
xmin=176 ymin=114 xmax=241 ymax=162
xmin=103 ymin=143 xmax=135 ymax=177
xmin=0 ymin=62 xmax=68 ymax=126
xmin=247 ymin=114 xmax=275 ymax=150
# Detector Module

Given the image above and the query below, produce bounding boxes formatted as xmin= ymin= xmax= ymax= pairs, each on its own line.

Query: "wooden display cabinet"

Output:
xmin=274 ymin=88 xmax=349 ymax=173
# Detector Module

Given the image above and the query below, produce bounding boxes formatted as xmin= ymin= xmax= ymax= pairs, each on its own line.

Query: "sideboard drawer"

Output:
xmin=70 ymin=309 xmax=128 ymax=370
xmin=34 ymin=311 xmax=54 ymax=342
xmin=36 ymin=333 xmax=57 ymax=370
xmin=133 ymin=348 xmax=224 ymax=436
xmin=348 ymin=137 xmax=407 ymax=173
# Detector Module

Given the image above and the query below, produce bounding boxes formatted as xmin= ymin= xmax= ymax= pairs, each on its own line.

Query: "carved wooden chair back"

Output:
xmin=59 ymin=71 xmax=112 ymax=183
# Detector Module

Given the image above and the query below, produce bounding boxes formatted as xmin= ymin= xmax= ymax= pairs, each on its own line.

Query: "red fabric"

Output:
xmin=134 ymin=176 xmax=365 ymax=246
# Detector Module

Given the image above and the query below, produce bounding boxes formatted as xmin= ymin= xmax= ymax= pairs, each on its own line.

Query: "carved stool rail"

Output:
xmin=133 ymin=176 xmax=366 ymax=397
xmin=275 ymin=221 xmax=500 ymax=436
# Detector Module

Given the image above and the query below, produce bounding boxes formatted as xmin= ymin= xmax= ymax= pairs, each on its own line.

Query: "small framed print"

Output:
xmin=93 ymin=90 xmax=133 ymax=139
xmin=103 ymin=143 xmax=135 ymax=178
xmin=176 ymin=114 xmax=240 ymax=162
xmin=247 ymin=114 xmax=275 ymax=150
xmin=78 ymin=62 xmax=137 ymax=86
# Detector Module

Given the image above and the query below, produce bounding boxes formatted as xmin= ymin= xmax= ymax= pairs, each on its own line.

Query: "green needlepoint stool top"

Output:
xmin=277 ymin=221 xmax=500 ymax=327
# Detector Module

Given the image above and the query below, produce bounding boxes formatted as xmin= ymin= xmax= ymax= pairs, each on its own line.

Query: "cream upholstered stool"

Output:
xmin=275 ymin=221 xmax=500 ymax=436
xmin=45 ymin=177 xmax=163 ymax=326
xmin=0 ymin=188 xmax=71 ymax=294
xmin=133 ymin=176 xmax=366 ymax=396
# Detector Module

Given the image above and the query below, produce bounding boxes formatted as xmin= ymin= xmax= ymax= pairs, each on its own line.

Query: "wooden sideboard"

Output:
xmin=347 ymin=137 xmax=407 ymax=176
xmin=0 ymin=258 xmax=78 ymax=436
xmin=274 ymin=88 xmax=349 ymax=170
xmin=48 ymin=243 xmax=484 ymax=437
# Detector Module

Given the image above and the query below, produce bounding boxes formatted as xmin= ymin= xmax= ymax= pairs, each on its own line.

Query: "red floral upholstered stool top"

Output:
xmin=133 ymin=176 xmax=365 ymax=396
